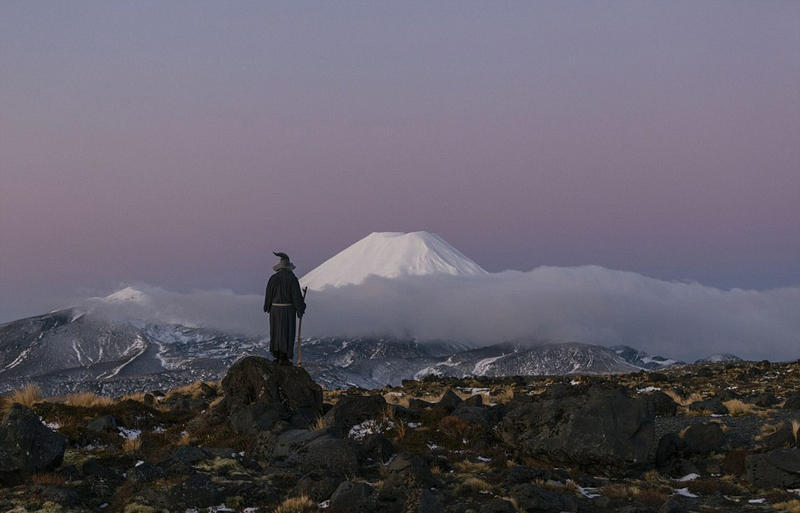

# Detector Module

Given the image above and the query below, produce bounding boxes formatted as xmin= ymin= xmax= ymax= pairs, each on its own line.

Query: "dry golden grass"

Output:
xmin=119 ymin=392 xmax=146 ymax=403
xmin=393 ymin=419 xmax=407 ymax=440
xmin=63 ymin=391 xmax=114 ymax=408
xmin=792 ymin=420 xmax=800 ymax=443
xmin=6 ymin=384 xmax=43 ymax=410
xmin=774 ymin=499 xmax=800 ymax=513
xmin=164 ymin=380 xmax=217 ymax=401
xmin=453 ymin=460 xmax=491 ymax=474
xmin=722 ymin=399 xmax=757 ymax=416
xmin=643 ymin=469 xmax=666 ymax=485
xmin=430 ymin=465 xmax=442 ymax=475
xmin=600 ymin=483 xmax=641 ymax=498
xmin=461 ymin=477 xmax=492 ymax=492
xmin=31 ymin=472 xmax=66 ymax=486
xmin=664 ymin=389 xmax=703 ymax=406
xmin=176 ymin=431 xmax=192 ymax=446
xmin=490 ymin=386 xmax=515 ymax=404
xmin=635 ymin=487 xmax=669 ymax=506
xmin=272 ymin=495 xmax=316 ymax=513
xmin=310 ymin=415 xmax=327 ymax=431
xmin=123 ymin=437 xmax=142 ymax=454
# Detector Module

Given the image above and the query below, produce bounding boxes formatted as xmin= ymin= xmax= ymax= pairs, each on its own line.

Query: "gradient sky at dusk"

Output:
xmin=2 ymin=1 xmax=799 ymax=322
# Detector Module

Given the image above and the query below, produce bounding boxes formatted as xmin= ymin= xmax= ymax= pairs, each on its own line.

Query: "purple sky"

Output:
xmin=2 ymin=1 xmax=799 ymax=322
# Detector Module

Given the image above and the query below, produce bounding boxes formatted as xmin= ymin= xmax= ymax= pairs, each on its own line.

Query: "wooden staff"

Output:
xmin=296 ymin=286 xmax=308 ymax=367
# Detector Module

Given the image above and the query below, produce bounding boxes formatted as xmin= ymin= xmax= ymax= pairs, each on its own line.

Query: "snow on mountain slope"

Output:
xmin=301 ymin=231 xmax=487 ymax=290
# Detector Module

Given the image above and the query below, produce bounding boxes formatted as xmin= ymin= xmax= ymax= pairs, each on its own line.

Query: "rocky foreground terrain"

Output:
xmin=2 ymin=358 xmax=800 ymax=513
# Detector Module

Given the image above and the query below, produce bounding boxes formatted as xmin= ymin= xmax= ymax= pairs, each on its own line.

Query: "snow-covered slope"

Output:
xmin=695 ymin=353 xmax=743 ymax=364
xmin=301 ymin=231 xmax=487 ymax=290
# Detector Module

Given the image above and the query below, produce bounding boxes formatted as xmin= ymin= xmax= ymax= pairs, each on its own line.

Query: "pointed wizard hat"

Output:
xmin=272 ymin=251 xmax=296 ymax=271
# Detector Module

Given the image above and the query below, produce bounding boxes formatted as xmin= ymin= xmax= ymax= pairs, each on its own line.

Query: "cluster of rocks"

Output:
xmin=2 ymin=357 xmax=800 ymax=512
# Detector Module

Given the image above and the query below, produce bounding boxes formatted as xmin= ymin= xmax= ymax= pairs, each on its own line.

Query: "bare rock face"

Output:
xmin=0 ymin=403 xmax=66 ymax=484
xmin=498 ymin=385 xmax=655 ymax=472
xmin=746 ymin=448 xmax=800 ymax=488
xmin=218 ymin=356 xmax=323 ymax=433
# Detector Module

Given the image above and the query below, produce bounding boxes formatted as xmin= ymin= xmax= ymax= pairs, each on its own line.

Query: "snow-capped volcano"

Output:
xmin=300 ymin=231 xmax=488 ymax=290
xmin=102 ymin=286 xmax=150 ymax=304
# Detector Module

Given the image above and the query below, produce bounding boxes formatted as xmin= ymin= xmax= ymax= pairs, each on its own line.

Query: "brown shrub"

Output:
xmin=31 ymin=472 xmax=66 ymax=486
xmin=272 ymin=495 xmax=316 ymax=513
xmin=439 ymin=415 xmax=481 ymax=445
xmin=6 ymin=384 xmax=43 ymax=409
xmin=687 ymin=478 xmax=741 ymax=496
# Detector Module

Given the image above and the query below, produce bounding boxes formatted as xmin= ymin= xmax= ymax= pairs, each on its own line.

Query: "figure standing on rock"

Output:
xmin=264 ymin=251 xmax=306 ymax=365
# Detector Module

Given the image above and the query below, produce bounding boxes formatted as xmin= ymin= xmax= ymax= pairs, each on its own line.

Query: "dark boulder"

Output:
xmin=510 ymin=483 xmax=578 ymax=513
xmin=0 ymin=404 xmax=66 ymax=484
xmin=647 ymin=391 xmax=678 ymax=417
xmin=463 ymin=394 xmax=484 ymax=407
xmin=435 ymin=389 xmax=463 ymax=412
xmin=323 ymin=394 xmax=386 ymax=435
xmin=746 ymin=448 xmax=800 ymax=488
xmin=747 ymin=392 xmax=778 ymax=407
xmin=166 ymin=472 xmax=224 ymax=509
xmin=128 ymin=461 xmax=165 ymax=483
xmin=688 ymin=398 xmax=728 ymax=415
xmin=682 ymin=422 xmax=725 ymax=456
xmin=498 ymin=385 xmax=655 ymax=471
xmin=717 ymin=389 xmax=741 ymax=401
xmin=784 ymin=392 xmax=800 ymax=410
xmin=660 ymin=494 xmax=699 ymax=513
xmin=408 ymin=398 xmax=435 ymax=410
xmin=218 ymin=356 xmax=323 ymax=433
xmin=87 ymin=414 xmax=118 ymax=432
xmin=479 ymin=499 xmax=516 ymax=513
xmin=386 ymin=452 xmax=434 ymax=485
xmin=760 ymin=422 xmax=797 ymax=450
xmin=296 ymin=471 xmax=344 ymax=502
xmin=329 ymin=480 xmax=377 ymax=513
xmin=656 ymin=433 xmax=686 ymax=468
xmin=358 ymin=433 xmax=395 ymax=464
xmin=266 ymin=428 xmax=359 ymax=477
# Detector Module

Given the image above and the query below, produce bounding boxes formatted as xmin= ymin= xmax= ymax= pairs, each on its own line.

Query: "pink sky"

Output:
xmin=1 ymin=1 xmax=799 ymax=321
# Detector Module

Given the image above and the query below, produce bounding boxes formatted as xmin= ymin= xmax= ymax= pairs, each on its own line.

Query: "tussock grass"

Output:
xmin=600 ymin=483 xmax=641 ymax=498
xmin=460 ymin=477 xmax=492 ymax=492
xmin=793 ymin=420 xmax=800 ymax=444
xmin=63 ymin=391 xmax=114 ymax=408
xmin=453 ymin=460 xmax=490 ymax=474
xmin=272 ymin=495 xmax=316 ymax=513
xmin=774 ymin=500 xmax=800 ymax=513
xmin=664 ymin=389 xmax=703 ymax=406
xmin=393 ymin=419 xmax=407 ymax=440
xmin=722 ymin=399 xmax=757 ymax=416
xmin=310 ymin=415 xmax=327 ymax=431
xmin=31 ymin=472 xmax=66 ymax=486
xmin=123 ymin=436 xmax=142 ymax=454
xmin=5 ymin=384 xmax=43 ymax=410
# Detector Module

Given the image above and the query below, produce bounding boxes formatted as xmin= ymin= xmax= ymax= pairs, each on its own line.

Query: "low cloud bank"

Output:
xmin=84 ymin=266 xmax=800 ymax=361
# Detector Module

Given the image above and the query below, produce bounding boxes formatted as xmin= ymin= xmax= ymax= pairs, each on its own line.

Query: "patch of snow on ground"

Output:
xmin=348 ymin=419 xmax=393 ymax=441
xmin=676 ymin=473 xmax=700 ymax=481
xmin=676 ymin=488 xmax=698 ymax=498
xmin=637 ymin=386 xmax=661 ymax=393
xmin=118 ymin=427 xmax=142 ymax=440
xmin=749 ymin=498 xmax=766 ymax=504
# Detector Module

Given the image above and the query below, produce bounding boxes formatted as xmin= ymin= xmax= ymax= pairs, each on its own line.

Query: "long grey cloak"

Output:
xmin=263 ymin=268 xmax=306 ymax=359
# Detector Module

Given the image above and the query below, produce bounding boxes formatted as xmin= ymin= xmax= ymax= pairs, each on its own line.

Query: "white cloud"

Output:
xmin=84 ymin=266 xmax=800 ymax=361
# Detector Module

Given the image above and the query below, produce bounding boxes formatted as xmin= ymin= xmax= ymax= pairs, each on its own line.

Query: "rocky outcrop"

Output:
xmin=746 ymin=448 xmax=800 ymax=488
xmin=323 ymin=394 xmax=387 ymax=435
xmin=498 ymin=385 xmax=655 ymax=471
xmin=217 ymin=356 xmax=323 ymax=433
xmin=0 ymin=403 xmax=66 ymax=484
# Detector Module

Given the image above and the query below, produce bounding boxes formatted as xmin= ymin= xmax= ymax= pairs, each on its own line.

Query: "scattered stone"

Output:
xmin=746 ymin=448 xmax=800 ymax=488
xmin=0 ymin=404 xmax=66 ymax=484
xmin=682 ymin=422 xmax=725 ymax=456
xmin=510 ymin=483 xmax=578 ymax=513
xmin=499 ymin=385 xmax=655 ymax=471
xmin=218 ymin=356 xmax=323 ymax=433
xmin=329 ymin=480 xmax=376 ymax=513
xmin=688 ymin=398 xmax=728 ymax=415
xmin=323 ymin=394 xmax=387 ymax=434
xmin=87 ymin=414 xmax=118 ymax=432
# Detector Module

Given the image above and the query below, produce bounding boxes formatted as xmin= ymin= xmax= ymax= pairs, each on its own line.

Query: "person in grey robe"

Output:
xmin=263 ymin=252 xmax=306 ymax=365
